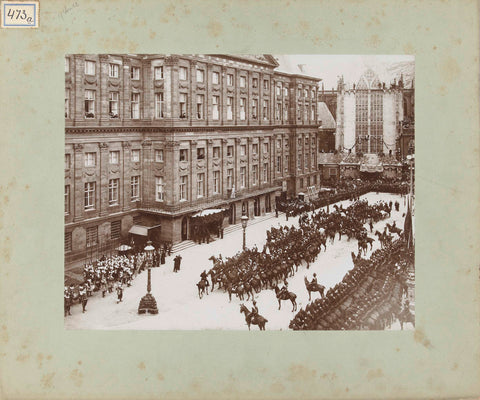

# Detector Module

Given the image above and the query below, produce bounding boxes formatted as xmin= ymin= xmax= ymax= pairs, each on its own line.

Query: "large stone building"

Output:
xmin=65 ymin=54 xmax=323 ymax=264
xmin=318 ymin=68 xmax=414 ymax=182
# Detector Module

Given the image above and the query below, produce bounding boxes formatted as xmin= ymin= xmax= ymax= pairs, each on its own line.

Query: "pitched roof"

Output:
xmin=274 ymin=55 xmax=321 ymax=81
xmin=317 ymin=102 xmax=336 ymax=129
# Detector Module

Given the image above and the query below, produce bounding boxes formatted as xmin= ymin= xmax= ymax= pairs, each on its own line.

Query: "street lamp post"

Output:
xmin=241 ymin=214 xmax=249 ymax=251
xmin=138 ymin=240 xmax=158 ymax=314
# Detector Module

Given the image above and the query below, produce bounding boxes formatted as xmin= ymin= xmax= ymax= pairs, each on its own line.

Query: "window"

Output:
xmin=304 ymin=89 xmax=308 ymax=98
xmin=275 ymin=103 xmax=281 ymax=120
xmin=179 ymin=149 xmax=188 ymax=162
xmin=65 ymin=89 xmax=69 ymax=118
xmin=227 ymin=74 xmax=233 ymax=86
xmin=108 ymin=179 xmax=119 ymax=205
xmin=227 ymin=145 xmax=233 ymax=157
xmin=197 ymin=147 xmax=205 ymax=160
xmin=263 ymin=80 xmax=269 ymax=90
xmin=179 ymin=176 xmax=188 ymax=201
xmin=212 ymin=71 xmax=220 ymax=84
xmin=252 ymin=165 xmax=258 ymax=185
xmin=276 ymin=156 xmax=281 ymax=173
xmin=285 ymin=155 xmax=290 ymax=172
xmin=65 ymin=57 xmax=69 ymax=73
xmin=252 ymin=143 xmax=258 ymax=155
xmin=65 ymin=185 xmax=70 ymax=214
xmin=305 ymin=152 xmax=309 ymax=168
xmin=312 ymin=151 xmax=316 ymax=168
xmin=240 ymin=144 xmax=246 ymax=156
xmin=263 ymin=163 xmax=268 ymax=182
xmin=213 ymin=171 xmax=220 ymax=194
xmin=109 ymin=63 xmax=119 ymax=78
xmin=263 ymin=142 xmax=268 ymax=153
xmin=263 ymin=100 xmax=269 ymax=120
xmin=276 ymin=85 xmax=281 ymax=96
xmin=240 ymin=76 xmax=246 ymax=88
xmin=283 ymin=104 xmax=288 ymax=120
xmin=227 ymin=97 xmax=233 ymax=120
xmin=84 ymin=182 xmax=95 ymax=210
xmin=196 ymin=69 xmax=205 ymax=83
xmin=131 ymin=66 xmax=140 ymax=80
xmin=155 ymin=149 xmax=164 ymax=162
xmin=109 ymin=92 xmax=119 ymax=118
xmin=227 ymin=169 xmax=233 ymax=189
xmin=297 ymin=101 xmax=302 ymax=120
xmin=131 ymin=149 xmax=140 ymax=162
xmin=240 ymin=98 xmax=246 ymax=120
xmin=65 ymin=154 xmax=71 ymax=169
xmin=197 ymin=173 xmax=205 ymax=197
xmin=196 ymin=95 xmax=204 ymax=119
xmin=212 ymin=95 xmax=219 ymax=120
xmin=85 ymin=152 xmax=96 ymax=167
xmin=155 ymin=93 xmax=164 ymax=118
xmin=179 ymin=66 xmax=188 ymax=80
xmin=284 ymin=87 xmax=288 ymax=97
xmin=111 ymin=220 xmax=121 ymax=240
xmin=277 ymin=139 xmax=281 ymax=149
xmin=154 ymin=66 xmax=163 ymax=80
xmin=240 ymin=167 xmax=246 ymax=188
xmin=300 ymin=178 xmax=304 ymax=188
xmin=213 ymin=146 xmax=220 ymax=158
xmin=86 ymin=226 xmax=98 ymax=248
xmin=252 ymin=99 xmax=258 ymax=119
xmin=84 ymin=90 xmax=95 ymax=118
xmin=298 ymin=155 xmax=302 ymax=170
xmin=313 ymin=175 xmax=317 ymax=185
xmin=179 ymin=93 xmax=187 ymax=118
xmin=297 ymin=88 xmax=302 ymax=97
xmin=65 ymin=232 xmax=72 ymax=253
xmin=109 ymin=151 xmax=119 ymax=164
xmin=84 ymin=60 xmax=95 ymax=75
xmin=131 ymin=93 xmax=140 ymax=119
xmin=311 ymin=89 xmax=316 ymax=99
xmin=252 ymin=78 xmax=258 ymax=88
xmin=311 ymin=105 xmax=315 ymax=120
xmin=131 ymin=176 xmax=140 ymax=200
xmin=155 ymin=176 xmax=164 ymax=201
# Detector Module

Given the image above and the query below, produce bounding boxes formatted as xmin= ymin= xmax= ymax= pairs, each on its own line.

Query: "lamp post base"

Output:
xmin=138 ymin=293 xmax=158 ymax=314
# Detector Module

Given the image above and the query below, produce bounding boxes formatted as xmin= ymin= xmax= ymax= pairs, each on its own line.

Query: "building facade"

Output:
xmin=65 ymin=54 xmax=322 ymax=264
xmin=317 ymin=69 xmax=414 ymax=182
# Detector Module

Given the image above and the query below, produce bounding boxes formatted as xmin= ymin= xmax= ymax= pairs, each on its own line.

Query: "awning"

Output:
xmin=128 ymin=225 xmax=149 ymax=236
xmin=192 ymin=209 xmax=225 ymax=218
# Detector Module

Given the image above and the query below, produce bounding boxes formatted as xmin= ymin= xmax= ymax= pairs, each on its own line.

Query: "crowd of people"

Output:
xmin=289 ymin=239 xmax=414 ymax=330
xmin=205 ymin=198 xmax=394 ymax=302
xmin=64 ymin=242 xmax=176 ymax=316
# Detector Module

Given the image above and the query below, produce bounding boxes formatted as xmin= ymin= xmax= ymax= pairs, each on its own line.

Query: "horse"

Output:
xmin=304 ymin=277 xmax=325 ymax=301
xmin=396 ymin=309 xmax=415 ymax=330
xmin=239 ymin=304 xmax=268 ymax=330
xmin=386 ymin=223 xmax=402 ymax=236
xmin=357 ymin=240 xmax=368 ymax=256
xmin=274 ymin=285 xmax=297 ymax=311
xmin=227 ymin=283 xmax=244 ymax=302
xmin=197 ymin=279 xmax=209 ymax=299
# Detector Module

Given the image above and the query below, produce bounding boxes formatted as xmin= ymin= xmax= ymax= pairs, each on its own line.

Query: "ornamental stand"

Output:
xmin=138 ymin=241 xmax=158 ymax=314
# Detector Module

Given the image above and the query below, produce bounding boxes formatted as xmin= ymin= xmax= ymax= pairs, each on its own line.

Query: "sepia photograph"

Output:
xmin=64 ymin=54 xmax=415 ymax=331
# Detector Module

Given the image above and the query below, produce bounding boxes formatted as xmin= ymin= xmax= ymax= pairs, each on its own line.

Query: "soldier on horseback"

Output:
xmin=250 ymin=300 xmax=259 ymax=324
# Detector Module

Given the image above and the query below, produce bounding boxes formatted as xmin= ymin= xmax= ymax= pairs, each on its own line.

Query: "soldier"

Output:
xmin=311 ymin=273 xmax=318 ymax=287
xmin=250 ymin=300 xmax=259 ymax=324
xmin=64 ymin=287 xmax=71 ymax=317
xmin=116 ymin=284 xmax=123 ymax=304
xmin=79 ymin=284 xmax=88 ymax=313
xmin=100 ymin=276 xmax=107 ymax=297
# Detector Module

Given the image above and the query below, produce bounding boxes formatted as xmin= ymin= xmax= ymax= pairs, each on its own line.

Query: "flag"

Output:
xmin=404 ymin=195 xmax=413 ymax=248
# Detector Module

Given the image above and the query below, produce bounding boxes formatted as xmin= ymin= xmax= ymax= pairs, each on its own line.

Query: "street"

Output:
xmin=65 ymin=192 xmax=413 ymax=330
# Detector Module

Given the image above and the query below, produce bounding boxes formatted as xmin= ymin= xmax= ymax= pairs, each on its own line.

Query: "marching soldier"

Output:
xmin=79 ymin=284 xmax=88 ymax=313
xmin=116 ymin=284 xmax=123 ymax=304
xmin=64 ymin=287 xmax=71 ymax=316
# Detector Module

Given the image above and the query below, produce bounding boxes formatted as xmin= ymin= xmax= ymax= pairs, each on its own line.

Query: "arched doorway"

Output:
xmin=181 ymin=217 xmax=188 ymax=241
xmin=229 ymin=203 xmax=236 ymax=225
xmin=242 ymin=201 xmax=248 ymax=217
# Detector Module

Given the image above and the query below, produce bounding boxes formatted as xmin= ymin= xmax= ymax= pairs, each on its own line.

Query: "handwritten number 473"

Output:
xmin=7 ymin=9 xmax=30 ymax=21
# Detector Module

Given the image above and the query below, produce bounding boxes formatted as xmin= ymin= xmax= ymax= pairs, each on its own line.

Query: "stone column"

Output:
xmin=98 ymin=142 xmax=109 ymax=217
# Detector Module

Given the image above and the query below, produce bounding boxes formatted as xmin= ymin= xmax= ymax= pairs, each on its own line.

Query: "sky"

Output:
xmin=278 ymin=55 xmax=415 ymax=90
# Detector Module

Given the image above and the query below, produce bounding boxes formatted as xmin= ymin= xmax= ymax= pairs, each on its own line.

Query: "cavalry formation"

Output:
xmin=195 ymin=196 xmax=408 ymax=330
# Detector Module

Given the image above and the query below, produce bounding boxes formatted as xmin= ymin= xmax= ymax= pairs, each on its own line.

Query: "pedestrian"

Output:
xmin=173 ymin=255 xmax=179 ymax=273
xmin=176 ymin=254 xmax=182 ymax=272
xmin=116 ymin=284 xmax=123 ymax=303
xmin=161 ymin=250 xmax=166 ymax=265
xmin=64 ymin=287 xmax=71 ymax=316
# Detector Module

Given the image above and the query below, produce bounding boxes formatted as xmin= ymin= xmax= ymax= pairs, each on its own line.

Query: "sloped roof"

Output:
xmin=274 ymin=55 xmax=321 ymax=81
xmin=317 ymin=102 xmax=336 ymax=129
